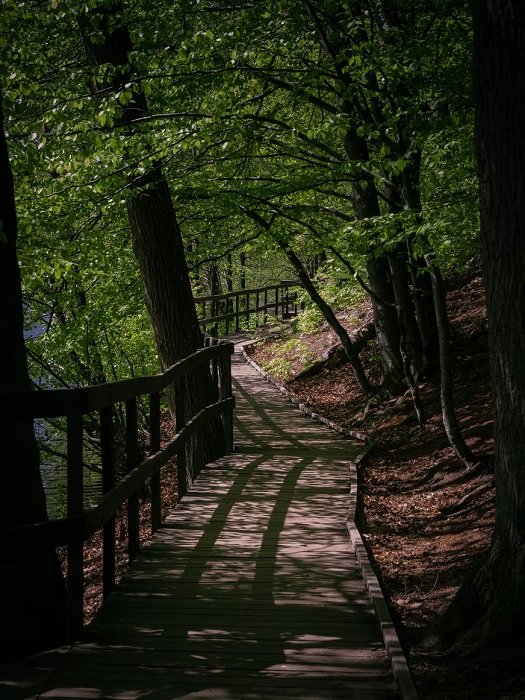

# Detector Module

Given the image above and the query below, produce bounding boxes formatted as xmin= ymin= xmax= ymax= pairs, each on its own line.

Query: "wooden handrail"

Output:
xmin=0 ymin=343 xmax=233 ymax=418
xmin=0 ymin=396 xmax=235 ymax=548
xmin=195 ymin=280 xmax=304 ymax=334
xmin=0 ymin=339 xmax=235 ymax=640
xmin=194 ymin=281 xmax=296 ymax=303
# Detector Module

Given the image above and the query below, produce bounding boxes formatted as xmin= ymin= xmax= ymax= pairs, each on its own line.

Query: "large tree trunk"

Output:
xmin=426 ymin=0 xmax=525 ymax=650
xmin=125 ymin=168 xmax=203 ymax=367
xmin=0 ymin=95 xmax=67 ymax=658
xmin=81 ymin=3 xmax=224 ymax=472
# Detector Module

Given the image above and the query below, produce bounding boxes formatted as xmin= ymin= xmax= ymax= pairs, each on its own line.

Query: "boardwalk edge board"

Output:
xmin=347 ymin=462 xmax=419 ymax=700
xmin=239 ymin=338 xmax=418 ymax=700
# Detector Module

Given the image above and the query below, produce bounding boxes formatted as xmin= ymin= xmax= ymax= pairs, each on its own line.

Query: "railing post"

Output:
xmin=126 ymin=397 xmax=140 ymax=561
xmin=175 ymin=379 xmax=188 ymax=500
xmin=274 ymin=285 xmax=279 ymax=316
xmin=149 ymin=392 xmax=161 ymax=533
xmin=255 ymin=291 xmax=260 ymax=327
xmin=225 ymin=296 xmax=231 ymax=336
xmin=100 ymin=405 xmax=115 ymax=600
xmin=66 ymin=411 xmax=84 ymax=640
xmin=245 ymin=291 xmax=250 ymax=326
xmin=235 ymin=292 xmax=240 ymax=332
xmin=264 ymin=288 xmax=268 ymax=324
xmin=207 ymin=334 xmax=219 ymax=395
xmin=220 ymin=349 xmax=234 ymax=453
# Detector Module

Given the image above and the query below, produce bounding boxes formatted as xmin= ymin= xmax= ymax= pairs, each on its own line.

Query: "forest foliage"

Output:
xmin=1 ymin=0 xmax=477 ymax=394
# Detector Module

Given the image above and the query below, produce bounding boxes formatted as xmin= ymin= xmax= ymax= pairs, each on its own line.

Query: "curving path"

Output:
xmin=2 ymin=342 xmax=414 ymax=699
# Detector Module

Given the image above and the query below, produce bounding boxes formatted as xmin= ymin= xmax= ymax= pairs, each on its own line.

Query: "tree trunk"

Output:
xmin=0 ymin=94 xmax=67 ymax=658
xmin=205 ymin=263 xmax=221 ymax=337
xmin=424 ymin=255 xmax=476 ymax=467
xmin=81 ymin=3 xmax=224 ymax=471
xmin=388 ymin=246 xmax=424 ymax=380
xmin=366 ymin=256 xmax=405 ymax=393
xmin=426 ymin=0 xmax=525 ymax=650
xmin=242 ymin=205 xmax=374 ymax=395
xmin=226 ymin=254 xmax=234 ymax=293
xmin=389 ymin=248 xmax=426 ymax=424
xmin=344 ymin=126 xmax=406 ymax=393
xmin=275 ymin=238 xmax=375 ymax=396
xmin=126 ymin=168 xmax=224 ymax=469
xmin=239 ymin=251 xmax=247 ymax=289
xmin=399 ymin=152 xmax=440 ymax=376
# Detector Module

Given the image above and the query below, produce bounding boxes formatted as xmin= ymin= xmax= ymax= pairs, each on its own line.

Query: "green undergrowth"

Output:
xmin=259 ymin=337 xmax=319 ymax=382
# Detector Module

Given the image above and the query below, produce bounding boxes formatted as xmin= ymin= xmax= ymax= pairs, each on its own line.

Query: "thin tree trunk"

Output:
xmin=366 ymin=256 xmax=405 ymax=393
xmin=242 ymin=207 xmax=374 ymax=395
xmin=389 ymin=251 xmax=426 ymax=424
xmin=275 ymin=239 xmax=375 ymax=396
xmin=424 ymin=255 xmax=476 ymax=466
xmin=206 ymin=263 xmax=221 ymax=337
xmin=399 ymin=152 xmax=440 ymax=375
xmin=226 ymin=254 xmax=234 ymax=293
xmin=239 ymin=251 xmax=247 ymax=289
xmin=388 ymin=246 xmax=424 ymax=380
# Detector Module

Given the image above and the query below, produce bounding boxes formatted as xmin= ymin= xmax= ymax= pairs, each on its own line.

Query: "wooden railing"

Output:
xmin=195 ymin=280 xmax=303 ymax=335
xmin=0 ymin=341 xmax=234 ymax=640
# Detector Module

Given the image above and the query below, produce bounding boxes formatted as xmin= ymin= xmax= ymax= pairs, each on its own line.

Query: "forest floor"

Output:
xmin=246 ymin=272 xmax=525 ymax=700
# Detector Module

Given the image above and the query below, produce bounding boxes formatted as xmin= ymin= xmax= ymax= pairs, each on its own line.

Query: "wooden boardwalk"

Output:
xmin=2 ymin=345 xmax=407 ymax=699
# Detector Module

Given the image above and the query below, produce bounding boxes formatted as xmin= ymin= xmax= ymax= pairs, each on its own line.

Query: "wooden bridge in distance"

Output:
xmin=1 ymin=341 xmax=415 ymax=699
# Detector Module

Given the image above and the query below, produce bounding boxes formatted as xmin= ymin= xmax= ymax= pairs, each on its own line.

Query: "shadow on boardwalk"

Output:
xmin=1 ymin=345 xmax=402 ymax=699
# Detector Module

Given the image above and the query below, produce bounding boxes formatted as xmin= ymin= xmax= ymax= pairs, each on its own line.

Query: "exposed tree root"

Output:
xmin=439 ymin=479 xmax=495 ymax=517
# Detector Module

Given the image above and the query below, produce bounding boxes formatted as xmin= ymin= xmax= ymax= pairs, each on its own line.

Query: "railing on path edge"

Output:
xmin=195 ymin=280 xmax=303 ymax=335
xmin=0 ymin=339 xmax=235 ymax=641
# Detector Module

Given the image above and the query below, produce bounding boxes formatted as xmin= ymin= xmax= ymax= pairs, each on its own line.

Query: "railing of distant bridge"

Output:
xmin=0 ymin=340 xmax=234 ymax=641
xmin=195 ymin=280 xmax=303 ymax=335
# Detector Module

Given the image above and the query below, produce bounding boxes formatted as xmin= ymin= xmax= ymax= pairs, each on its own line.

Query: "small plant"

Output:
xmin=293 ymin=307 xmax=323 ymax=334
xmin=264 ymin=355 xmax=294 ymax=382
xmin=259 ymin=338 xmax=319 ymax=382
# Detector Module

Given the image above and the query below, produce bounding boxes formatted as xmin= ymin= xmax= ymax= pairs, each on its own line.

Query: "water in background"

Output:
xmin=25 ymin=320 xmax=102 ymax=520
